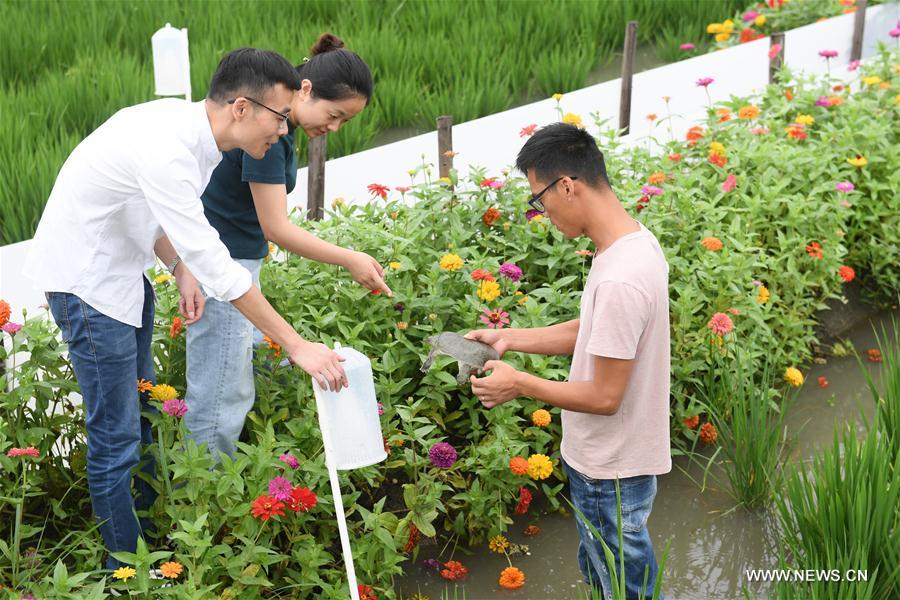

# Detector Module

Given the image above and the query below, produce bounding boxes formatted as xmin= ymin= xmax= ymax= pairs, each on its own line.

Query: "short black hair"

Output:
xmin=296 ymin=33 xmax=373 ymax=104
xmin=207 ymin=48 xmax=302 ymax=102
xmin=515 ymin=123 xmax=610 ymax=189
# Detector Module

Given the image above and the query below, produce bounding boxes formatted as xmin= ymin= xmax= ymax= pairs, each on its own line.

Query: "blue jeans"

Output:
xmin=184 ymin=258 xmax=262 ymax=459
xmin=564 ymin=459 xmax=661 ymax=600
xmin=46 ymin=278 xmax=158 ymax=570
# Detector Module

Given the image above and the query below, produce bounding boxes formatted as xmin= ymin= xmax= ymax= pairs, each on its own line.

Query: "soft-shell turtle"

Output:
xmin=421 ymin=332 xmax=500 ymax=385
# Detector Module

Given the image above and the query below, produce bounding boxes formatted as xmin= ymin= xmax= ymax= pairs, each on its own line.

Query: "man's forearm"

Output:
xmin=504 ymin=319 xmax=580 ymax=356
xmin=231 ymin=286 xmax=304 ymax=354
xmin=269 ymin=223 xmax=351 ymax=267
xmin=515 ymin=373 xmax=617 ymax=416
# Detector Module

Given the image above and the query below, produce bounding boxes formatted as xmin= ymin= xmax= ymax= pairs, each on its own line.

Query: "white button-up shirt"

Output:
xmin=24 ymin=99 xmax=252 ymax=327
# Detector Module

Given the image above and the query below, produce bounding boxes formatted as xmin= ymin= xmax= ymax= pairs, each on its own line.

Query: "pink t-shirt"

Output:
xmin=560 ymin=222 xmax=672 ymax=480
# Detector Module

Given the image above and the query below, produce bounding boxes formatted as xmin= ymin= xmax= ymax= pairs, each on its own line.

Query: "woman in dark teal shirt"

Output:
xmin=184 ymin=33 xmax=390 ymax=458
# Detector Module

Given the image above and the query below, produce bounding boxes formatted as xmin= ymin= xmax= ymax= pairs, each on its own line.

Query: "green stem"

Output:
xmin=11 ymin=468 xmax=26 ymax=585
xmin=156 ymin=422 xmax=173 ymax=501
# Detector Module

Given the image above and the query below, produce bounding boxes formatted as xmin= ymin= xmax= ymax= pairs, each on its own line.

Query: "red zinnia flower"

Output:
xmin=515 ymin=486 xmax=533 ymax=514
xmin=708 ymin=153 xmax=727 ymax=167
xmin=482 ymin=207 xmax=502 ymax=227
xmin=817 ymin=376 xmax=829 ymax=389
xmin=699 ymin=422 xmax=718 ymax=445
xmin=838 ymin=266 xmax=855 ymax=282
xmin=358 ymin=584 xmax=378 ymax=600
xmin=470 ymin=269 xmax=495 ymax=282
xmin=867 ymin=349 xmax=882 ymax=362
xmin=686 ymin=125 xmax=704 ymax=146
xmin=683 ymin=415 xmax=700 ymax=430
xmin=250 ymin=495 xmax=285 ymax=521
xmin=367 ymin=183 xmax=390 ymax=200
xmin=440 ymin=561 xmax=469 ymax=581
xmin=523 ymin=524 xmax=541 ymax=537
xmin=520 ymin=124 xmax=537 ymax=137
xmin=668 ymin=153 xmax=683 ymax=162
xmin=805 ymin=241 xmax=823 ymax=259
xmin=403 ymin=523 xmax=421 ymax=553
xmin=636 ymin=195 xmax=650 ymax=212
xmin=288 ymin=486 xmax=317 ymax=512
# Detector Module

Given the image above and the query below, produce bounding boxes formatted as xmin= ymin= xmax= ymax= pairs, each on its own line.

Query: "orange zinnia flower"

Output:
xmin=169 ymin=316 xmax=183 ymax=339
xmin=0 ymin=299 xmax=10 ymax=327
xmin=838 ymin=265 xmax=855 ymax=282
xmin=699 ymin=422 xmax=718 ymax=445
xmin=509 ymin=456 xmax=529 ymax=476
xmin=159 ymin=561 xmax=183 ymax=579
xmin=686 ymin=125 xmax=704 ymax=146
xmin=683 ymin=415 xmax=700 ymax=429
xmin=701 ymin=236 xmax=723 ymax=251
xmin=647 ymin=172 xmax=666 ymax=184
xmin=499 ymin=566 xmax=526 ymax=589
xmin=482 ymin=207 xmax=502 ymax=227
xmin=708 ymin=153 xmax=727 ymax=167
xmin=867 ymin=349 xmax=882 ymax=362
xmin=137 ymin=378 xmax=154 ymax=394
xmin=263 ymin=335 xmax=282 ymax=357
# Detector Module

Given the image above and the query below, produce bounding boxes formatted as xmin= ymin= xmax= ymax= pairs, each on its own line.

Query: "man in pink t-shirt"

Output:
xmin=469 ymin=123 xmax=670 ymax=599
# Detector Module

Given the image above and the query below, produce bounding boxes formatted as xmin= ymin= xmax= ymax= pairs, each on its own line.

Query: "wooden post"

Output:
xmin=769 ymin=32 xmax=785 ymax=84
xmin=850 ymin=0 xmax=868 ymax=63
xmin=618 ymin=21 xmax=638 ymax=135
xmin=307 ymin=134 xmax=326 ymax=220
xmin=437 ymin=115 xmax=453 ymax=182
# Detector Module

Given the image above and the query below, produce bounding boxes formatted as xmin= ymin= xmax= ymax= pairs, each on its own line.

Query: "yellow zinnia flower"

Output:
xmin=722 ymin=19 xmax=734 ymax=32
xmin=389 ymin=261 xmax=401 ymax=270
xmin=477 ymin=280 xmax=501 ymax=302
xmin=489 ymin=534 xmax=510 ymax=554
xmin=738 ymin=105 xmax=760 ymax=119
xmin=551 ymin=93 xmax=563 ymax=102
xmin=757 ymin=285 xmax=770 ymax=305
xmin=113 ymin=566 xmax=137 ymax=581
xmin=562 ymin=113 xmax=583 ymax=128
xmin=715 ymin=32 xmax=731 ymax=42
xmin=709 ymin=142 xmax=726 ymax=157
xmin=531 ymin=409 xmax=551 ymax=427
xmin=755 ymin=15 xmax=767 ymax=26
xmin=862 ymin=75 xmax=882 ymax=86
xmin=438 ymin=177 xmax=452 ymax=185
xmin=439 ymin=253 xmax=464 ymax=271
xmin=795 ymin=114 xmax=815 ymax=125
xmin=527 ymin=454 xmax=553 ymax=480
xmin=150 ymin=384 xmax=178 ymax=402
xmin=847 ymin=155 xmax=867 ymax=167
xmin=153 ymin=273 xmax=173 ymax=285
xmin=784 ymin=367 xmax=804 ymax=387
xmin=707 ymin=23 xmax=724 ymax=34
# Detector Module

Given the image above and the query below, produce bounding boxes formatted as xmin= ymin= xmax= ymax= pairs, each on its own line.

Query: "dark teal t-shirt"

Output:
xmin=201 ymin=123 xmax=297 ymax=259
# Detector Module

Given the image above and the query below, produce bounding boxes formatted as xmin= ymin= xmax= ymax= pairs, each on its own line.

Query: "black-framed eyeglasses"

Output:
xmin=227 ymin=97 xmax=291 ymax=125
xmin=527 ymin=176 xmax=578 ymax=212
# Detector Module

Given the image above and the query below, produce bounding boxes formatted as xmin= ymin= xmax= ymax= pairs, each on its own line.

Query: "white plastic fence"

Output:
xmin=1 ymin=3 xmax=897 ymax=322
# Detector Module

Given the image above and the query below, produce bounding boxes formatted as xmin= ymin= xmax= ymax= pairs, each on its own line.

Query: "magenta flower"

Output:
xmin=818 ymin=49 xmax=838 ymax=59
xmin=161 ymin=399 xmax=187 ymax=418
xmin=525 ymin=208 xmax=542 ymax=221
xmin=768 ymin=44 xmax=782 ymax=61
xmin=743 ymin=10 xmax=758 ymax=21
xmin=722 ymin=174 xmax=737 ymax=192
xmin=1 ymin=322 xmax=22 ymax=335
xmin=696 ymin=77 xmax=714 ymax=87
xmin=641 ymin=185 xmax=664 ymax=196
xmin=480 ymin=308 xmax=510 ymax=329
xmin=422 ymin=558 xmax=441 ymax=572
xmin=6 ymin=447 xmax=40 ymax=458
xmin=707 ymin=312 xmax=734 ymax=336
xmin=890 ymin=24 xmax=900 ymax=38
xmin=279 ymin=453 xmax=300 ymax=469
xmin=377 ymin=402 xmax=384 ymax=416
xmin=847 ymin=60 xmax=861 ymax=71
xmin=679 ymin=43 xmax=695 ymax=51
xmin=268 ymin=476 xmax=293 ymax=501
xmin=499 ymin=263 xmax=523 ymax=281
xmin=815 ymin=97 xmax=832 ymax=107
xmin=835 ymin=181 xmax=855 ymax=192
xmin=428 ymin=442 xmax=457 ymax=468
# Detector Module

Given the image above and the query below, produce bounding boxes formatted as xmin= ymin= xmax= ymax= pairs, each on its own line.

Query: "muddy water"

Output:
xmin=396 ymin=309 xmax=896 ymax=599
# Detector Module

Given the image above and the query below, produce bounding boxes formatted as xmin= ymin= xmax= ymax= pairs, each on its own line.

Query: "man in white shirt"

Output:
xmin=24 ymin=48 xmax=348 ymax=570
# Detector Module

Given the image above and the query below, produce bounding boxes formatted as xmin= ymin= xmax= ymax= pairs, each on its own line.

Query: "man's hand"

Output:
xmin=345 ymin=251 xmax=393 ymax=296
xmin=173 ymin=263 xmax=205 ymax=325
xmin=289 ymin=340 xmax=348 ymax=392
xmin=470 ymin=360 xmax=521 ymax=408
xmin=464 ymin=329 xmax=510 ymax=358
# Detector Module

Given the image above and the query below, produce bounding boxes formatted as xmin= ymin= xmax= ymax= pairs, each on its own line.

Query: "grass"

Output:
xmin=0 ymin=0 xmax=753 ymax=245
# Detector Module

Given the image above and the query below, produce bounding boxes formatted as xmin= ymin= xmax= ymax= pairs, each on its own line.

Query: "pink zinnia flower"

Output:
xmin=479 ymin=178 xmax=504 ymax=189
xmin=6 ymin=447 xmax=40 ymax=458
xmin=815 ymin=97 xmax=832 ymax=107
xmin=847 ymin=60 xmax=861 ymax=71
xmin=835 ymin=181 xmax=855 ymax=192
xmin=268 ymin=476 xmax=293 ymax=501
xmin=429 ymin=442 xmax=457 ymax=468
xmin=1 ymin=322 xmax=22 ymax=335
xmin=377 ymin=402 xmax=384 ymax=416
xmin=525 ymin=209 xmax=543 ymax=221
xmin=818 ymin=49 xmax=838 ymax=59
xmin=722 ymin=174 xmax=737 ymax=192
xmin=750 ymin=126 xmax=770 ymax=134
xmin=279 ymin=453 xmax=300 ymax=469
xmin=480 ymin=308 xmax=510 ymax=329
xmin=890 ymin=24 xmax=900 ymax=38
xmin=679 ymin=43 xmax=695 ymax=51
xmin=743 ymin=10 xmax=758 ymax=21
xmin=641 ymin=185 xmax=664 ymax=196
xmin=707 ymin=312 xmax=734 ymax=336
xmin=696 ymin=77 xmax=714 ymax=87
xmin=499 ymin=263 xmax=523 ymax=281
xmin=395 ymin=186 xmax=411 ymax=193
xmin=161 ymin=399 xmax=187 ymax=418
xmin=768 ymin=44 xmax=782 ymax=61
xmin=520 ymin=124 xmax=537 ymax=137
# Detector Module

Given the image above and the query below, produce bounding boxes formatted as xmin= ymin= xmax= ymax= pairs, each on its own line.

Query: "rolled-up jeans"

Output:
xmin=46 ymin=278 xmax=158 ymax=570
xmin=564 ymin=458 xmax=662 ymax=600
xmin=185 ymin=258 xmax=262 ymax=459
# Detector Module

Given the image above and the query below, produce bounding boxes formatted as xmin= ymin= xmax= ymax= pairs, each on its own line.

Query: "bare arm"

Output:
xmin=153 ymin=236 xmax=204 ymax=324
xmin=466 ymin=318 xmax=580 ymax=357
xmin=250 ymin=182 xmax=391 ymax=295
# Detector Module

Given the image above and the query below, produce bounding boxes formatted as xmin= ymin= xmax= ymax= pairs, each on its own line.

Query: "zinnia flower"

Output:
xmin=523 ymin=525 xmax=541 ymax=536
xmin=499 ymin=566 xmax=526 ymax=589
xmin=520 ymin=124 xmax=537 ymax=137
xmin=268 ymin=476 xmax=293 ymax=501
xmin=389 ymin=261 xmax=401 ymax=270
xmin=482 ymin=207 xmax=502 ymax=226
xmin=750 ymin=126 xmax=770 ymax=134
xmin=646 ymin=113 xmax=657 ymax=122
xmin=847 ymin=155 xmax=867 ymax=167
xmin=562 ymin=113 xmax=583 ymax=127
xmin=279 ymin=453 xmax=300 ymax=469
xmin=699 ymin=422 xmax=718 ymax=445
xmin=686 ymin=125 xmax=704 ymax=144
xmin=641 ymin=185 xmax=664 ymax=196
xmin=768 ymin=43 xmax=783 ymax=60
xmin=0 ymin=299 xmax=10 ymax=327
xmin=159 ymin=562 xmax=183 ymax=579
xmin=515 ymin=486 xmax=533 ymax=514
xmin=722 ymin=174 xmax=737 ymax=192
xmin=805 ymin=241 xmax=823 ymax=259
xmin=288 ymin=486 xmax=317 ymax=512
xmin=784 ymin=367 xmax=804 ymax=387
xmin=422 ymin=558 xmax=441 ymax=572
xmin=708 ymin=153 xmax=727 ymax=167
xmin=716 ymin=107 xmax=732 ymax=122
xmin=679 ymin=43 xmax=695 ymax=51
xmin=786 ymin=125 xmax=807 ymax=141
xmin=396 ymin=321 xmax=409 ymax=331
xmin=439 ymin=254 xmax=464 ymax=271
xmin=480 ymin=308 xmax=510 ymax=329
xmin=470 ymin=269 xmax=495 ymax=282
xmin=701 ymin=236 xmax=723 ymax=251
xmin=847 ymin=60 xmax=861 ymax=71
xmin=6 ymin=447 xmax=40 ymax=458
xmin=743 ymin=10 xmax=758 ymax=21
xmin=531 ymin=409 xmax=551 ymax=427
xmin=169 ymin=316 xmax=183 ymax=339
xmin=835 ymin=181 xmax=855 ymax=192
xmin=403 ymin=523 xmax=421 ymax=553
xmin=479 ymin=178 xmax=503 ymax=189
xmin=137 ymin=379 xmax=153 ymax=394
xmin=696 ymin=77 xmax=714 ymax=87
xmin=358 ymin=584 xmax=378 ymax=600
xmin=1 ymin=322 xmax=22 ymax=335
xmin=429 ymin=442 xmax=457 ymax=468
xmin=755 ymin=15 xmax=767 ymax=26
xmin=527 ymin=454 xmax=553 ymax=480
xmin=525 ymin=208 xmax=543 ymax=221
xmin=441 ymin=561 xmax=469 ymax=581
xmin=636 ymin=195 xmax=650 ymax=212
xmin=795 ymin=114 xmax=815 ymax=125
xmin=112 ymin=566 xmax=136 ymax=581
xmin=817 ymin=376 xmax=829 ymax=389
xmin=815 ymin=97 xmax=832 ymax=107
xmin=251 ymin=494 xmax=286 ymax=521
xmin=838 ymin=265 xmax=855 ymax=282
xmin=477 ymin=280 xmax=501 ymax=302
xmin=867 ymin=349 xmax=882 ymax=362
xmin=647 ymin=172 xmax=665 ymax=184
xmin=738 ymin=105 xmax=759 ymax=119
xmin=153 ymin=273 xmax=173 ymax=285
xmin=683 ymin=415 xmax=700 ymax=430
xmin=150 ymin=384 xmax=178 ymax=402
xmin=367 ymin=183 xmax=389 ymax=200
xmin=395 ymin=186 xmax=411 ymax=193
xmin=262 ymin=335 xmax=282 ymax=357
xmin=489 ymin=534 xmax=510 ymax=554
xmin=757 ymin=285 xmax=770 ymax=304
xmin=510 ymin=456 xmax=530 ymax=475
xmin=162 ymin=399 xmax=187 ymax=418
xmin=707 ymin=312 xmax=734 ymax=336
xmin=499 ymin=263 xmax=523 ymax=281
xmin=668 ymin=153 xmax=683 ymax=162
xmin=552 ymin=93 xmax=563 ymax=102
xmin=818 ymin=49 xmax=838 ymax=59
